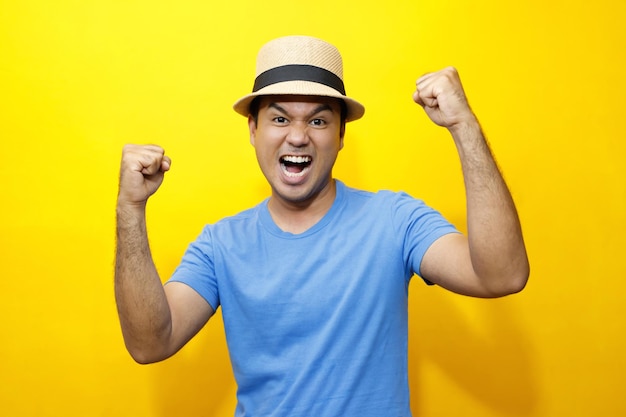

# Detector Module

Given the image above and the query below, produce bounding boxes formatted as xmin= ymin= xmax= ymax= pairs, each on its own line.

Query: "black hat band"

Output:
xmin=252 ymin=64 xmax=346 ymax=95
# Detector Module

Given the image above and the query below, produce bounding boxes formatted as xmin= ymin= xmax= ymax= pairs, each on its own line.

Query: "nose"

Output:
xmin=286 ymin=121 xmax=310 ymax=147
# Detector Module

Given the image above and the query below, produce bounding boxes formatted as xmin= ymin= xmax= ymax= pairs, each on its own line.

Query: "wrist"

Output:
xmin=116 ymin=199 xmax=147 ymax=227
xmin=116 ymin=192 xmax=148 ymax=211
xmin=448 ymin=114 xmax=481 ymax=139
xmin=448 ymin=117 xmax=492 ymax=163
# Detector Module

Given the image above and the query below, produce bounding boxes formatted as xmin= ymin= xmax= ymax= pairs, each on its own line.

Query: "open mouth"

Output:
xmin=280 ymin=155 xmax=312 ymax=178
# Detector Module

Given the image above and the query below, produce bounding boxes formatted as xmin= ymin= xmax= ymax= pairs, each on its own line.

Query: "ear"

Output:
xmin=339 ymin=123 xmax=346 ymax=150
xmin=248 ymin=115 xmax=257 ymax=146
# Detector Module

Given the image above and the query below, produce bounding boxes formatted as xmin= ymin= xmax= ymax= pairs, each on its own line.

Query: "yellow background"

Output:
xmin=1 ymin=0 xmax=625 ymax=416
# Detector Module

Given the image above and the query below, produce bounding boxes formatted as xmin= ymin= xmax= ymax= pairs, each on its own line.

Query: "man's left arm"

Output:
xmin=414 ymin=67 xmax=530 ymax=297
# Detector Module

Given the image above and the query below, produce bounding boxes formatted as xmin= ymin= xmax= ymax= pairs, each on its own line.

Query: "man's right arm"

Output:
xmin=115 ymin=145 xmax=214 ymax=364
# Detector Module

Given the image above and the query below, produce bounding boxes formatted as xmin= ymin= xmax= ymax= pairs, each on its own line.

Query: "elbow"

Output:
xmin=125 ymin=342 xmax=173 ymax=365
xmin=511 ymin=256 xmax=531 ymax=294
xmin=504 ymin=272 xmax=528 ymax=295
xmin=474 ymin=256 xmax=529 ymax=298
xmin=128 ymin=349 xmax=171 ymax=365
xmin=118 ymin=320 xmax=176 ymax=364
xmin=129 ymin=351 xmax=160 ymax=365
xmin=490 ymin=261 xmax=530 ymax=297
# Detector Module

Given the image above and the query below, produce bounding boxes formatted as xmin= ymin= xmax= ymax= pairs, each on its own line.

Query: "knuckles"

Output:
xmin=121 ymin=144 xmax=167 ymax=172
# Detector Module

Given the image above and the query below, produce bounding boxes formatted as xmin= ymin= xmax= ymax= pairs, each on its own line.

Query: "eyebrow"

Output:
xmin=268 ymin=102 xmax=335 ymax=119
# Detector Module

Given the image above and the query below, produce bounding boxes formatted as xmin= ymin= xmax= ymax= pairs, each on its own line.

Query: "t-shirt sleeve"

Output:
xmin=391 ymin=192 xmax=460 ymax=283
xmin=166 ymin=225 xmax=220 ymax=310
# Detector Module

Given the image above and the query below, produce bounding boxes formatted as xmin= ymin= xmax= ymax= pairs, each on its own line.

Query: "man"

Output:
xmin=115 ymin=36 xmax=529 ymax=416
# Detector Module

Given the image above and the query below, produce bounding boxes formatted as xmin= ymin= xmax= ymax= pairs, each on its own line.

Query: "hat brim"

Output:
xmin=233 ymin=80 xmax=365 ymax=122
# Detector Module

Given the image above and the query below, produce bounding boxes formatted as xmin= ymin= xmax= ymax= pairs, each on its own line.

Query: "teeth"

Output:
xmin=283 ymin=168 xmax=308 ymax=178
xmin=282 ymin=155 xmax=311 ymax=163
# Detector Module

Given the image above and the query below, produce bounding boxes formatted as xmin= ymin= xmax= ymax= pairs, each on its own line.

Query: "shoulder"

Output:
xmin=342 ymin=183 xmax=432 ymax=217
xmin=346 ymin=184 xmax=458 ymax=246
xmin=338 ymin=183 xmax=445 ymax=235
xmin=188 ymin=201 xmax=266 ymax=249
xmin=210 ymin=201 xmax=265 ymax=229
xmin=339 ymin=181 xmax=418 ymax=207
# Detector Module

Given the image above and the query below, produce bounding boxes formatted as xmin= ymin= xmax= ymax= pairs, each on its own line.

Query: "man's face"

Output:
xmin=249 ymin=95 xmax=345 ymax=207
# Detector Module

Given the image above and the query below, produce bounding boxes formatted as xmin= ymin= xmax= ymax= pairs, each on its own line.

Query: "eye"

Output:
xmin=309 ymin=118 xmax=326 ymax=127
xmin=273 ymin=116 xmax=288 ymax=124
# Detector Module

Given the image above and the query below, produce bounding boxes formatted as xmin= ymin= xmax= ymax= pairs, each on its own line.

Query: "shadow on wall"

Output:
xmin=150 ymin=310 xmax=236 ymax=416
xmin=409 ymin=287 xmax=537 ymax=416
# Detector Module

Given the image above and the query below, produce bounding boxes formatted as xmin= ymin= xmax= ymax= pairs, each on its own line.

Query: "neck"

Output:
xmin=268 ymin=179 xmax=337 ymax=234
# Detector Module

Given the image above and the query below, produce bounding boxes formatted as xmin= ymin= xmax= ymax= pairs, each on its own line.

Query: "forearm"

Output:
xmin=114 ymin=203 xmax=173 ymax=363
xmin=451 ymin=119 xmax=529 ymax=294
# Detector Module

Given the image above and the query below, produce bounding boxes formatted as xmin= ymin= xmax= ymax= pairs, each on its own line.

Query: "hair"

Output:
xmin=249 ymin=96 xmax=348 ymax=126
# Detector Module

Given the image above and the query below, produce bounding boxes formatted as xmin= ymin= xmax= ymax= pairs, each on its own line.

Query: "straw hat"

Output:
xmin=233 ymin=35 xmax=365 ymax=122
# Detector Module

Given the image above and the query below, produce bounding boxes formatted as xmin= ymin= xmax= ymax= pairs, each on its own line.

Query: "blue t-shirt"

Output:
xmin=168 ymin=180 xmax=458 ymax=417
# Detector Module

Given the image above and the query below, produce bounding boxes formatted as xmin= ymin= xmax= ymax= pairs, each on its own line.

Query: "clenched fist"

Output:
xmin=117 ymin=144 xmax=171 ymax=208
xmin=413 ymin=67 xmax=477 ymax=132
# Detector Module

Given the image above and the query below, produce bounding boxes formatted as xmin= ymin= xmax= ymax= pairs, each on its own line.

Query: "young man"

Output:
xmin=115 ymin=35 xmax=529 ymax=416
